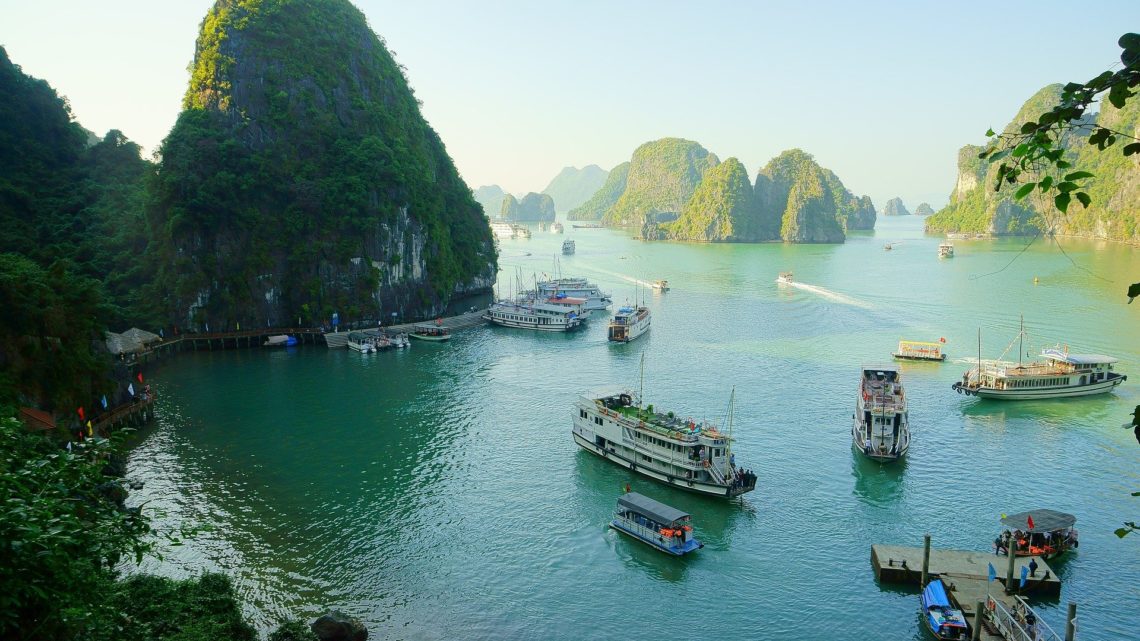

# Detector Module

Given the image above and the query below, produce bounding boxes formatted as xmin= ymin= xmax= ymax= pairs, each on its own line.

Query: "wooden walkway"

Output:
xmin=386 ymin=309 xmax=487 ymax=334
xmin=91 ymin=394 xmax=156 ymax=432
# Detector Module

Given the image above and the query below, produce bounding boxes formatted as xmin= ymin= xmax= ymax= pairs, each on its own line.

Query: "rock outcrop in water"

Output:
xmin=882 ymin=197 xmax=910 ymax=216
xmin=541 ymin=165 xmax=608 ymax=213
xmin=914 ymin=202 xmax=935 ymax=216
xmin=149 ymin=0 xmax=496 ymax=329
xmin=754 ymin=149 xmax=875 ymax=243
xmin=603 ymin=138 xmax=720 ymax=227
xmin=653 ymin=158 xmax=759 ymax=241
xmin=501 ymin=192 xmax=555 ymax=223
xmin=926 ymin=83 xmax=1140 ymax=242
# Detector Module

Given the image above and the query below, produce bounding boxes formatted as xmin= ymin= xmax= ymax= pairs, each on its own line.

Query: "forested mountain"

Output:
xmin=150 ymin=0 xmax=496 ymax=330
xmin=754 ymin=150 xmax=876 ymax=243
xmin=567 ymin=162 xmax=629 ymax=221
xmin=654 ymin=158 xmax=759 ymax=241
xmin=926 ymin=83 xmax=1140 ymax=241
xmin=501 ymin=192 xmax=555 ymax=222
xmin=604 ymin=138 xmax=720 ymax=227
xmin=882 ymin=197 xmax=910 ymax=216
xmin=473 ymin=184 xmax=507 ymax=217
xmin=541 ymin=165 xmax=609 ymax=213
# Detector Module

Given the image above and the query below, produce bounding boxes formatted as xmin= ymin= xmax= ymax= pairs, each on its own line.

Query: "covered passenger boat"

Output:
xmin=610 ymin=492 xmax=702 ymax=555
xmin=892 ymin=339 xmax=946 ymax=362
xmin=995 ymin=509 xmax=1078 ymax=560
xmin=920 ymin=579 xmax=969 ymax=640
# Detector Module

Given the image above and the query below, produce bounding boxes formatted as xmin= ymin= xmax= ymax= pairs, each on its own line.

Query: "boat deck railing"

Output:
xmin=985 ymin=595 xmax=1062 ymax=641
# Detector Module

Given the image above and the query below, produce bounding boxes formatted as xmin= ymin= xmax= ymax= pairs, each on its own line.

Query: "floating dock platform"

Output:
xmin=872 ymin=544 xmax=1060 ymax=595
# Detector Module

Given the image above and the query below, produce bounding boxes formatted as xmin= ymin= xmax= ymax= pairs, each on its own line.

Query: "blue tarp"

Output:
xmin=922 ymin=579 xmax=951 ymax=609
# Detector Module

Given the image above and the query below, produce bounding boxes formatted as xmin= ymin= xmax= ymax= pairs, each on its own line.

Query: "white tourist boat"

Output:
xmin=483 ymin=300 xmax=583 ymax=332
xmin=551 ymin=222 xmax=564 ymax=234
xmin=652 ymin=279 xmax=669 ymax=292
xmin=776 ymin=271 xmax=794 ymax=286
xmin=409 ymin=323 xmax=451 ymax=342
xmin=938 ymin=243 xmax=955 ymax=258
xmin=512 ymin=224 xmax=531 ymax=238
xmin=347 ymin=331 xmax=378 ymax=353
xmin=572 ymin=386 xmax=756 ymax=498
xmin=951 ymin=323 xmax=1126 ymax=399
xmin=490 ymin=221 xmax=515 ymax=239
xmin=535 ymin=277 xmax=612 ymax=311
xmin=562 ymin=239 xmax=575 ymax=255
xmin=853 ymin=365 xmax=909 ymax=462
xmin=608 ymin=305 xmax=651 ymax=343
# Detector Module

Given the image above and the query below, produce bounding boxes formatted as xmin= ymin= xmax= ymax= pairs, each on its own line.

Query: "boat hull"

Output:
xmin=892 ymin=353 xmax=946 ymax=362
xmin=572 ymin=432 xmax=743 ymax=498
xmin=483 ymin=315 xmax=580 ymax=332
xmin=609 ymin=521 xmax=701 ymax=556
xmin=952 ymin=374 xmax=1125 ymax=399
xmin=408 ymin=333 xmax=451 ymax=342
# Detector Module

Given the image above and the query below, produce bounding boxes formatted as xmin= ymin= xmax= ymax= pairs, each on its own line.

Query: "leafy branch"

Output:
xmin=977 ymin=33 xmax=1140 ymax=215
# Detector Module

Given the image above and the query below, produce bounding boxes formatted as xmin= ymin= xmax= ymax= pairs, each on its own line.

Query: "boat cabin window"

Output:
xmin=580 ymin=410 xmax=588 ymax=419
xmin=594 ymin=417 xmax=603 ymax=426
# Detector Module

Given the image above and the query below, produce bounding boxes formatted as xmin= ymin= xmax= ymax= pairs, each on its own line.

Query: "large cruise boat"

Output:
xmin=951 ymin=325 xmax=1126 ymax=399
xmin=572 ymin=387 xmax=757 ymax=498
xmin=853 ymin=365 xmax=909 ymax=462
xmin=608 ymin=305 xmax=650 ymax=343
xmin=490 ymin=222 xmax=514 ymax=239
xmin=483 ymin=300 xmax=582 ymax=332
xmin=535 ymin=277 xmax=612 ymax=311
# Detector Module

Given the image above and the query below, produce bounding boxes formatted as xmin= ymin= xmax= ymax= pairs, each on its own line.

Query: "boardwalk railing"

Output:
xmin=986 ymin=595 xmax=1062 ymax=641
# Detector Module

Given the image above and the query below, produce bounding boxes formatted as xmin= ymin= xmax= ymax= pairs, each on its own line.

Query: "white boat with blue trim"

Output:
xmin=608 ymin=305 xmax=650 ymax=343
xmin=853 ymin=365 xmax=909 ymax=462
xmin=611 ymin=492 xmax=702 ymax=556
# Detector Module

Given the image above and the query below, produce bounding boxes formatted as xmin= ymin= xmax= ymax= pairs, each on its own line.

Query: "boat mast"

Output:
xmin=1019 ymin=313 xmax=1024 ymax=368
xmin=725 ymin=386 xmax=736 ymax=472
xmin=977 ymin=328 xmax=982 ymax=385
xmin=638 ymin=351 xmax=645 ymax=414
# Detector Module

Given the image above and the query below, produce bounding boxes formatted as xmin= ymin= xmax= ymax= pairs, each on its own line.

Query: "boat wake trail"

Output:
xmin=788 ymin=282 xmax=873 ymax=309
xmin=578 ymin=266 xmax=654 ymax=289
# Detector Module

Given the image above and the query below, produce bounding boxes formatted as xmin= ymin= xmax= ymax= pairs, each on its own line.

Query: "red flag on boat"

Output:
xmin=939 ymin=337 xmax=946 ymax=343
xmin=1027 ymin=514 xmax=1035 ymax=530
xmin=137 ymin=372 xmax=144 ymax=383
xmin=76 ymin=406 xmax=85 ymax=420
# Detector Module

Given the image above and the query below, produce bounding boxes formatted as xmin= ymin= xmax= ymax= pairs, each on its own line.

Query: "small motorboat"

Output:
xmin=409 ymin=323 xmax=451 ymax=342
xmin=263 ymin=334 xmax=296 ymax=347
xmin=652 ymin=279 xmax=669 ymax=292
xmin=892 ymin=339 xmax=947 ymax=362
xmin=776 ymin=271 xmax=794 ymax=286
xmin=995 ymin=509 xmax=1078 ymax=560
xmin=610 ymin=492 xmax=702 ymax=556
xmin=920 ymin=579 xmax=969 ymax=640
xmin=938 ymin=243 xmax=954 ymax=258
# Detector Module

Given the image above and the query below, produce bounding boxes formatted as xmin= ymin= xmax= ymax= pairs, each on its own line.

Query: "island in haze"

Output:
xmin=569 ymin=138 xmax=876 ymax=243
xmin=541 ymin=165 xmax=609 ymax=213
xmin=882 ymin=197 xmax=911 ymax=216
xmin=501 ymin=192 xmax=556 ymax=223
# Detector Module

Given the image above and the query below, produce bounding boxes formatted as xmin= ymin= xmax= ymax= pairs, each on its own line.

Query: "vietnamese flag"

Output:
xmin=76 ymin=406 xmax=85 ymax=421
xmin=1027 ymin=514 xmax=1035 ymax=530
xmin=137 ymin=372 xmax=144 ymax=383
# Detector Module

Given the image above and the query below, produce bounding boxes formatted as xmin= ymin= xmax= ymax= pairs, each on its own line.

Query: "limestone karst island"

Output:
xmin=1 ymin=1 xmax=1138 ymax=640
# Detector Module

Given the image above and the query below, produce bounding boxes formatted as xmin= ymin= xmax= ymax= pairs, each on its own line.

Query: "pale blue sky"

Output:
xmin=3 ymin=1 xmax=1137 ymax=209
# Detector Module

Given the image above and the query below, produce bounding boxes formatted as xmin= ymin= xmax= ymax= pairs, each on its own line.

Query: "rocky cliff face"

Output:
xmin=151 ymin=0 xmax=495 ymax=328
xmin=603 ymin=138 xmax=720 ymax=226
xmin=754 ymin=149 xmax=873 ymax=243
xmin=882 ymin=197 xmax=910 ymax=216
xmin=567 ymin=162 xmax=629 ymax=221
xmin=913 ymin=202 xmax=935 ymax=216
xmin=541 ymin=165 xmax=608 ymax=213
xmin=659 ymin=158 xmax=758 ymax=241
xmin=925 ymin=83 xmax=1140 ymax=240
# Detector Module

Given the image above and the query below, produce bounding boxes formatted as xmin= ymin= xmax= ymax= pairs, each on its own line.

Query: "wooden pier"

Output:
xmin=386 ymin=309 xmax=488 ymax=334
xmin=872 ymin=539 xmax=1074 ymax=641
xmin=92 ymin=394 xmax=157 ymax=432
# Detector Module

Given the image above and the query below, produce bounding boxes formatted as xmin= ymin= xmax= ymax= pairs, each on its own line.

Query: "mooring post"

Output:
xmin=972 ymin=600 xmax=984 ymax=641
xmin=1064 ymin=602 xmax=1077 ymax=641
xmin=921 ymin=533 xmax=931 ymax=586
xmin=1005 ymin=538 xmax=1017 ymax=593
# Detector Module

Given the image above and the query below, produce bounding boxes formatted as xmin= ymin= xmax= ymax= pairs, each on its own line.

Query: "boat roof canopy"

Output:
xmin=1042 ymin=349 xmax=1118 ymax=365
xmin=1001 ymin=509 xmax=1076 ymax=532
xmin=922 ymin=579 xmax=951 ymax=609
xmin=899 ymin=340 xmax=942 ymax=348
xmin=618 ymin=492 xmax=690 ymax=525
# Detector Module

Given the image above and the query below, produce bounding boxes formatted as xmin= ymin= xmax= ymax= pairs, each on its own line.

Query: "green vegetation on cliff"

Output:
xmin=663 ymin=158 xmax=758 ymax=241
xmin=153 ymin=0 xmax=495 ymax=328
xmin=923 ymin=83 xmax=1136 ymax=237
xmin=567 ymin=162 xmax=629 ymax=221
xmin=754 ymin=150 xmax=869 ymax=243
xmin=541 ymin=165 xmax=609 ymax=213
xmin=604 ymin=138 xmax=720 ymax=226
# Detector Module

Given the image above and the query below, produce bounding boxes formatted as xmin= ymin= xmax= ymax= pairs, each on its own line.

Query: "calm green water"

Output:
xmin=128 ymin=217 xmax=1139 ymax=640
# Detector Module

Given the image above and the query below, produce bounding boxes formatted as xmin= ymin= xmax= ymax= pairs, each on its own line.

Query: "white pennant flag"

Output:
xmin=128 ymin=383 xmax=135 ymax=396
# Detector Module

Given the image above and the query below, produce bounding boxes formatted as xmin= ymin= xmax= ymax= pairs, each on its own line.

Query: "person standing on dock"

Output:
xmin=1028 ymin=557 xmax=1038 ymax=577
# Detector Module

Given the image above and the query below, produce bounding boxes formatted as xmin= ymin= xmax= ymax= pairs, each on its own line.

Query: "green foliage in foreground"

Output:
xmin=0 ymin=416 xmax=151 ymax=639
xmin=88 ymin=574 xmax=257 ymax=641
